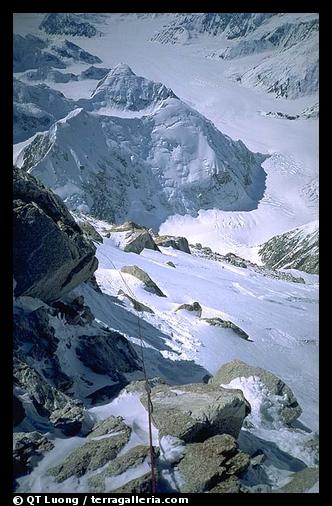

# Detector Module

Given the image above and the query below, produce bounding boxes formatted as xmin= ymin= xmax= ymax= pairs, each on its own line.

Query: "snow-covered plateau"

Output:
xmin=13 ymin=12 xmax=319 ymax=494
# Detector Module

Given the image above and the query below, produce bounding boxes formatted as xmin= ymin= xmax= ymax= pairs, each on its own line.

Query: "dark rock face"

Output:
xmin=13 ymin=359 xmax=89 ymax=436
xmin=50 ymin=40 xmax=102 ymax=64
xmin=13 ymin=34 xmax=66 ymax=72
xmin=51 ymin=296 xmax=95 ymax=326
xmin=13 ymin=167 xmax=98 ymax=303
xmin=75 ymin=328 xmax=140 ymax=376
xmin=80 ymin=66 xmax=110 ymax=80
xmin=14 ymin=305 xmax=71 ymax=390
xmin=13 ymin=431 xmax=54 ymax=478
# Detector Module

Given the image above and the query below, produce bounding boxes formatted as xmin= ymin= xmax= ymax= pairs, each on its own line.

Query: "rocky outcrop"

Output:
xmin=201 ymin=317 xmax=250 ymax=340
xmin=165 ymin=261 xmax=176 ymax=268
xmin=51 ymin=295 xmax=95 ymax=326
xmin=259 ymin=221 xmax=319 ymax=274
xmin=112 ymin=472 xmax=153 ymax=493
xmin=210 ymin=359 xmax=302 ymax=424
xmin=274 ymin=467 xmax=319 ymax=493
xmin=121 ymin=265 xmax=166 ymax=297
xmin=140 ymin=382 xmax=250 ymax=442
xmin=209 ymin=475 xmax=242 ymax=493
xmin=89 ymin=445 xmax=156 ymax=491
xmin=13 ymin=167 xmax=98 ymax=303
xmin=154 ymin=235 xmax=191 ymax=254
xmin=118 ymin=289 xmax=154 ymax=313
xmin=13 ymin=431 xmax=54 ymax=478
xmin=75 ymin=328 xmax=140 ymax=377
xmin=224 ymin=252 xmax=248 ymax=268
xmin=175 ymin=302 xmax=202 ymax=317
xmin=13 ymin=305 xmax=71 ymax=390
xmin=88 ymin=416 xmax=129 ymax=438
xmin=76 ymin=220 xmax=103 ymax=244
xmin=177 ymin=434 xmax=250 ymax=493
xmin=49 ymin=427 xmax=131 ymax=482
xmin=39 ymin=13 xmax=98 ymax=38
xmin=13 ymin=359 xmax=91 ymax=436
xmin=192 ymin=244 xmax=306 ymax=283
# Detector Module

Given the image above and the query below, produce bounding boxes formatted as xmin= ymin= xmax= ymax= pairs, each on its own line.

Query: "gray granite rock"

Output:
xmin=210 ymin=359 xmax=302 ymax=424
xmin=13 ymin=167 xmax=98 ymax=303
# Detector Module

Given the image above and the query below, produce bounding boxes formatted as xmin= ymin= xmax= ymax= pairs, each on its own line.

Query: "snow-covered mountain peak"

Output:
xmin=108 ymin=62 xmax=135 ymax=76
xmin=88 ymin=63 xmax=178 ymax=113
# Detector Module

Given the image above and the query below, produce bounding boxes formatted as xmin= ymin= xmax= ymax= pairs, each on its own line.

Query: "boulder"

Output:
xmin=13 ymin=167 xmax=98 ymax=303
xmin=165 ymin=261 xmax=176 ymax=268
xmin=123 ymin=230 xmax=160 ymax=254
xmin=154 ymin=235 xmax=191 ymax=254
xmin=140 ymin=382 xmax=250 ymax=442
xmin=106 ymin=222 xmax=160 ymax=254
xmin=88 ymin=445 xmax=155 ymax=491
xmin=175 ymin=302 xmax=202 ymax=317
xmin=121 ymin=265 xmax=166 ymax=297
xmin=49 ymin=428 xmax=131 ymax=482
xmin=210 ymin=360 xmax=302 ymax=424
xmin=118 ymin=289 xmax=154 ymax=313
xmin=177 ymin=434 xmax=250 ymax=493
xmin=13 ymin=431 xmax=54 ymax=478
xmin=201 ymin=317 xmax=250 ymax=340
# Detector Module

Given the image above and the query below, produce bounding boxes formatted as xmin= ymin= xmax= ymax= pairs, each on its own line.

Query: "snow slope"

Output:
xmin=16 ymin=217 xmax=318 ymax=492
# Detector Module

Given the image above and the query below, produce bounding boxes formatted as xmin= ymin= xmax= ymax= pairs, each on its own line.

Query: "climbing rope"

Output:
xmin=97 ymin=249 xmax=158 ymax=494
